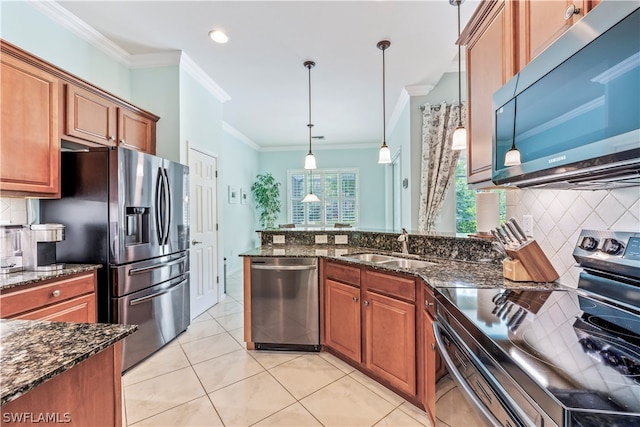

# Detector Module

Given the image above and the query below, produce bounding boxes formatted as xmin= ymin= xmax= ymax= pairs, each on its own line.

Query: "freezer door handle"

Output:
xmin=129 ymin=278 xmax=187 ymax=306
xmin=162 ymin=168 xmax=171 ymax=245
xmin=155 ymin=167 xmax=164 ymax=245
xmin=128 ymin=255 xmax=188 ymax=275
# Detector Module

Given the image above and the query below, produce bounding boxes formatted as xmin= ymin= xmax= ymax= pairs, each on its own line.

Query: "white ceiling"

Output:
xmin=56 ymin=0 xmax=479 ymax=150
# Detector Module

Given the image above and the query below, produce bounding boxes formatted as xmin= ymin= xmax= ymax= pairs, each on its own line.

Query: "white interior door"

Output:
xmin=189 ymin=146 xmax=219 ymax=319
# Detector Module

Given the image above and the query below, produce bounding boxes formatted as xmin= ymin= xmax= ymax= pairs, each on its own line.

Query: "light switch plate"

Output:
xmin=522 ymin=215 xmax=534 ymax=237
xmin=273 ymin=235 xmax=285 ymax=244
xmin=315 ymin=235 xmax=328 ymax=244
xmin=335 ymin=235 xmax=348 ymax=244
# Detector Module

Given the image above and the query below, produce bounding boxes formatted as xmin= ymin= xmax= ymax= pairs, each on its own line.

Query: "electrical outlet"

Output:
xmin=522 ymin=215 xmax=534 ymax=237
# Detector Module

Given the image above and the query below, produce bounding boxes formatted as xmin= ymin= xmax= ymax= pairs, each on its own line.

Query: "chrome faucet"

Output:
xmin=398 ymin=228 xmax=409 ymax=254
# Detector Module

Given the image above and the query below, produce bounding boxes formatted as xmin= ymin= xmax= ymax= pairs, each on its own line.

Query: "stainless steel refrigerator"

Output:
xmin=41 ymin=146 xmax=190 ymax=371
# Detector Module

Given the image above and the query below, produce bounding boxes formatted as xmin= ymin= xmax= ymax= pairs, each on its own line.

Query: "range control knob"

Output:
xmin=602 ymin=238 xmax=624 ymax=255
xmin=579 ymin=236 xmax=599 ymax=251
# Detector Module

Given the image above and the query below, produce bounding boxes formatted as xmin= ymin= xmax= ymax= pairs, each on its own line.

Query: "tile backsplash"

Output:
xmin=507 ymin=187 xmax=640 ymax=288
xmin=0 ymin=198 xmax=27 ymax=225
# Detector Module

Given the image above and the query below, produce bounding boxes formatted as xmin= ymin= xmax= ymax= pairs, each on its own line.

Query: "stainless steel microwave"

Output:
xmin=492 ymin=1 xmax=640 ymax=189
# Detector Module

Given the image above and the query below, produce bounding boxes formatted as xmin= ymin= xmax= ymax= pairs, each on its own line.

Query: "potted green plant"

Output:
xmin=251 ymin=173 xmax=281 ymax=229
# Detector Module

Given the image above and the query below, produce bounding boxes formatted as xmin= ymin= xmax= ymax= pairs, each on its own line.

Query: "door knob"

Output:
xmin=192 ymin=240 xmax=202 ymax=245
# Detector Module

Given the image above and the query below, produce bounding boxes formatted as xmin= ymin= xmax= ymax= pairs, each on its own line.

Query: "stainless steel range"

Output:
xmin=433 ymin=230 xmax=640 ymax=426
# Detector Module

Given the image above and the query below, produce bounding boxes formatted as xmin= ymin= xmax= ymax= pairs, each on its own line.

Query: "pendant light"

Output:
xmin=304 ymin=60 xmax=317 ymax=169
xmin=451 ymin=0 xmax=467 ymax=151
xmin=504 ymin=98 xmax=522 ymax=166
xmin=377 ymin=40 xmax=392 ymax=164
xmin=302 ymin=169 xmax=320 ymax=203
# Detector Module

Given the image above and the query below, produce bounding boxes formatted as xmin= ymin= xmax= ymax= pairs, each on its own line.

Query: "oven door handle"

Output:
xmin=433 ymin=321 xmax=504 ymax=427
xmin=250 ymin=265 xmax=317 ymax=271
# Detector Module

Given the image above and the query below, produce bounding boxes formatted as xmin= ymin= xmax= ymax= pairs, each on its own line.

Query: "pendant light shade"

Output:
xmin=302 ymin=169 xmax=320 ymax=203
xmin=304 ymin=60 xmax=317 ymax=169
xmin=377 ymin=40 xmax=392 ymax=164
xmin=451 ymin=0 xmax=466 ymax=151
xmin=504 ymin=143 xmax=522 ymax=166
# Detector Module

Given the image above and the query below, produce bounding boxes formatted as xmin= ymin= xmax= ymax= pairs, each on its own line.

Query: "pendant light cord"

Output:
xmin=382 ymin=46 xmax=386 ymax=145
xmin=457 ymin=0 xmax=463 ymax=127
xmin=307 ymin=62 xmax=314 ymax=155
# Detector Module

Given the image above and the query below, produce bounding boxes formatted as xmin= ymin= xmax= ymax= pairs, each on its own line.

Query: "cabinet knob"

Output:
xmin=425 ymin=301 xmax=434 ymax=308
xmin=52 ymin=289 xmax=61 ymax=297
xmin=363 ymin=300 xmax=369 ymax=306
xmin=120 ymin=139 xmax=126 ymax=144
xmin=352 ymin=296 xmax=358 ymax=303
xmin=109 ymin=135 xmax=115 ymax=141
xmin=564 ymin=4 xmax=580 ymax=19
xmin=431 ymin=343 xmax=436 ymax=352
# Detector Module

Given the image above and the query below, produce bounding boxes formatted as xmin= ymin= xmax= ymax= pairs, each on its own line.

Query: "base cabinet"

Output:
xmin=325 ymin=279 xmax=361 ymax=363
xmin=364 ymin=291 xmax=416 ymax=394
xmin=323 ymin=260 xmax=418 ymax=399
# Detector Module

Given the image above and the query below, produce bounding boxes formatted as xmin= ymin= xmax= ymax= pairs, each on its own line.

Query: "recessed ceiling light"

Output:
xmin=208 ymin=30 xmax=228 ymax=44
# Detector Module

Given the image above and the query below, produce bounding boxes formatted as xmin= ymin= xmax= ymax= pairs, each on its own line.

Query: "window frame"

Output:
xmin=287 ymin=168 xmax=360 ymax=227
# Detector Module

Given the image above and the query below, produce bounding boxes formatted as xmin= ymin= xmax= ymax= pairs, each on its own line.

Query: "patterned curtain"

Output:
xmin=418 ymin=102 xmax=466 ymax=233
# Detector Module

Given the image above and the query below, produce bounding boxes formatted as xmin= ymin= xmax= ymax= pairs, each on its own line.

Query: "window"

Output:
xmin=455 ymin=155 xmax=506 ymax=233
xmin=288 ymin=169 xmax=358 ymax=227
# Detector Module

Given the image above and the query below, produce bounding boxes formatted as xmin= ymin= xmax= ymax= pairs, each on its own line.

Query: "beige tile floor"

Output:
xmin=122 ymin=271 xmax=433 ymax=427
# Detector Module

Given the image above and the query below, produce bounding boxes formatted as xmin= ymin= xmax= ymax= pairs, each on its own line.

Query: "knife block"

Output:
xmin=503 ymin=259 xmax=533 ymax=282
xmin=505 ymin=240 xmax=559 ymax=283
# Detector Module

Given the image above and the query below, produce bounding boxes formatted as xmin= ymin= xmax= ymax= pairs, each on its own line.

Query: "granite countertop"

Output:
xmin=0 ymin=319 xmax=137 ymax=406
xmin=0 ymin=264 xmax=102 ymax=291
xmin=241 ymin=245 xmax=560 ymax=291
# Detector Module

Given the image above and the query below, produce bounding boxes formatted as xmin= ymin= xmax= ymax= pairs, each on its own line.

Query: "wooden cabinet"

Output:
xmin=64 ymin=84 xmax=157 ymax=154
xmin=0 ymin=271 xmax=97 ymax=322
xmin=363 ymin=290 xmax=416 ymax=394
xmin=460 ymin=0 xmax=601 ymax=186
xmin=325 ymin=279 xmax=361 ymax=362
xmin=422 ymin=284 xmax=437 ymax=426
xmin=461 ymin=0 xmax=517 ymax=185
xmin=118 ymin=107 xmax=156 ymax=154
xmin=0 ymin=45 xmax=60 ymax=197
xmin=323 ymin=260 xmax=418 ymax=397
xmin=65 ymin=83 xmax=118 ymax=147
xmin=1 ymin=341 xmax=123 ymax=427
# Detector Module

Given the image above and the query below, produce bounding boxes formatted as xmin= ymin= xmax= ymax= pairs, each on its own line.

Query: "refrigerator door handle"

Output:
xmin=155 ymin=167 xmax=164 ymax=245
xmin=162 ymin=168 xmax=171 ymax=245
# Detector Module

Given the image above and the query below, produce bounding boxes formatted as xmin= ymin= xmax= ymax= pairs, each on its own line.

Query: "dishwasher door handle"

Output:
xmin=251 ymin=264 xmax=317 ymax=271
xmin=433 ymin=322 xmax=504 ymax=427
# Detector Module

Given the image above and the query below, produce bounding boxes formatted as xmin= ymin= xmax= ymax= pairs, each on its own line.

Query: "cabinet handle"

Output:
xmin=52 ymin=290 xmax=61 ymax=297
xmin=425 ymin=301 xmax=434 ymax=308
xmin=120 ymin=139 xmax=126 ymax=144
xmin=352 ymin=296 xmax=358 ymax=302
xmin=431 ymin=343 xmax=435 ymax=351
xmin=564 ymin=4 xmax=580 ymax=19
xmin=363 ymin=300 xmax=369 ymax=306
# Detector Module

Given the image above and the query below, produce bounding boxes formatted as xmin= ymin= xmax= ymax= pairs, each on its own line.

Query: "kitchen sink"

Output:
xmin=344 ymin=253 xmax=398 ymax=263
xmin=343 ymin=253 xmax=437 ymax=269
xmin=378 ymin=258 xmax=437 ymax=269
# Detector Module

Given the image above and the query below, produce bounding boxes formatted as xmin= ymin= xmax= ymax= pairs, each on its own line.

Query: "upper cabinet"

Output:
xmin=460 ymin=0 xmax=601 ymax=186
xmin=0 ymin=40 xmax=159 ymax=198
xmin=460 ymin=0 xmax=518 ymax=185
xmin=0 ymin=45 xmax=61 ymax=197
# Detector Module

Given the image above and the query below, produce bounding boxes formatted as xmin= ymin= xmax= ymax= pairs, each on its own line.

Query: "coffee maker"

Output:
xmin=23 ymin=224 xmax=66 ymax=271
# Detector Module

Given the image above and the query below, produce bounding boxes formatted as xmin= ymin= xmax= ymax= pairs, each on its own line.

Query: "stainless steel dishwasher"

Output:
xmin=250 ymin=257 xmax=319 ymax=351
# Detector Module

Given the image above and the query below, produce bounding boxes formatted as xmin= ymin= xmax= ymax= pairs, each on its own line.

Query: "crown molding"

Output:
xmin=28 ymin=0 xmax=131 ymax=66
xmin=180 ymin=53 xmax=232 ymax=103
xmin=404 ymin=84 xmax=435 ymax=97
xmin=260 ymin=142 xmax=380 ymax=153
xmin=223 ymin=122 xmax=260 ymax=150
xmin=129 ymin=51 xmax=182 ymax=69
xmin=29 ymin=1 xmax=231 ymax=103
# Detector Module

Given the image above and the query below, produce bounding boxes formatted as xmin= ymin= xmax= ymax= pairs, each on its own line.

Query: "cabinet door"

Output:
xmin=118 ymin=108 xmax=156 ymax=154
xmin=325 ymin=279 xmax=361 ymax=363
xmin=422 ymin=309 xmax=436 ymax=425
xmin=10 ymin=293 xmax=96 ymax=323
xmin=364 ymin=291 xmax=416 ymax=395
xmin=0 ymin=53 xmax=60 ymax=196
xmin=465 ymin=0 xmax=516 ymax=185
xmin=521 ymin=0 xmax=585 ymax=64
xmin=65 ymin=83 xmax=117 ymax=146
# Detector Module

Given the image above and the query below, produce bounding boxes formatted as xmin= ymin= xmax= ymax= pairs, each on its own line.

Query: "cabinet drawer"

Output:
xmin=365 ymin=270 xmax=415 ymax=302
xmin=0 ymin=272 xmax=96 ymax=318
xmin=424 ymin=283 xmax=436 ymax=318
xmin=9 ymin=293 xmax=96 ymax=323
xmin=326 ymin=261 xmax=360 ymax=286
